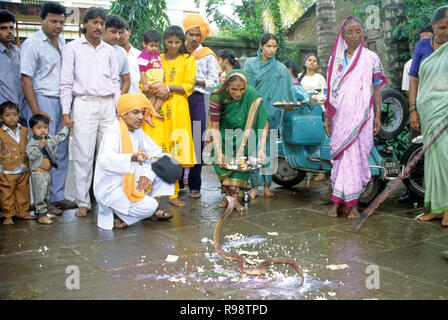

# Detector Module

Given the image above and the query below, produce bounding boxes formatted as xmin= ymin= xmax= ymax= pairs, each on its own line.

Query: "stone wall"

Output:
xmin=286 ymin=0 xmax=392 ymax=86
xmin=380 ymin=0 xmax=409 ymax=89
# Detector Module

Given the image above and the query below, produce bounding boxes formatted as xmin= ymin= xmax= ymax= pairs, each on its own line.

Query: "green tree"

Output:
xmin=206 ymin=0 xmax=308 ymax=61
xmin=109 ymin=0 xmax=170 ymax=49
xmin=206 ymin=0 xmax=265 ymax=42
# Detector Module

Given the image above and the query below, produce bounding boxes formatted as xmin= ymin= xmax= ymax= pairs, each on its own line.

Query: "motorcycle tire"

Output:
xmin=359 ymin=177 xmax=384 ymax=206
xmin=273 ymin=157 xmax=306 ymax=187
xmin=378 ymin=88 xmax=409 ymax=141
xmin=401 ymin=143 xmax=425 ymax=199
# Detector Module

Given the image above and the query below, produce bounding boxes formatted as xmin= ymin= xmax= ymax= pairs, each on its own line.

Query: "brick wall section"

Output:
xmin=287 ymin=0 xmax=393 ymax=86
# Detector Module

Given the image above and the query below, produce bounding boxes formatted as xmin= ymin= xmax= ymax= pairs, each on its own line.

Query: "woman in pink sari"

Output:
xmin=323 ymin=16 xmax=386 ymax=219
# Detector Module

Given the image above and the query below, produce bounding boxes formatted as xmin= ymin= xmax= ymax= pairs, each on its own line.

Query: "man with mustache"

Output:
xmin=94 ymin=93 xmax=174 ymax=230
xmin=20 ymin=2 xmax=75 ymax=214
xmin=60 ymin=7 xmax=120 ymax=218
xmin=0 ymin=10 xmax=25 ymax=126
xmin=182 ymin=13 xmax=220 ymax=199
xmin=103 ymin=15 xmax=130 ymax=95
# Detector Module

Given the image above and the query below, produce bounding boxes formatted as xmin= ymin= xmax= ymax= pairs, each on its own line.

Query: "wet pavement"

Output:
xmin=1 ymin=164 xmax=447 ymax=300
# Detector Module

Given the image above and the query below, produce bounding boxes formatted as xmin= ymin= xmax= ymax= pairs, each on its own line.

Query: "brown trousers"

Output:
xmin=0 ymin=171 xmax=31 ymax=218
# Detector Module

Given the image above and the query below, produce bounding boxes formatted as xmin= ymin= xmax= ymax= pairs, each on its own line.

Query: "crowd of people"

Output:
xmin=0 ymin=2 xmax=447 ymax=230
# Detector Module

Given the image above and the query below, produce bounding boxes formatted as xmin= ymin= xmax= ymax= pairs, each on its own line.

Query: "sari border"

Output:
xmin=331 ymin=194 xmax=359 ymax=208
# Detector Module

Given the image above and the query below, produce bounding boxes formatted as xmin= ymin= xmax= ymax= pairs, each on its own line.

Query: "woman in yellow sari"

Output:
xmin=142 ymin=26 xmax=197 ymax=207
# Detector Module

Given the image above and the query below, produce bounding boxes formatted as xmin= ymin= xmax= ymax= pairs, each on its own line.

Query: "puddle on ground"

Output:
xmin=109 ymin=233 xmax=337 ymax=299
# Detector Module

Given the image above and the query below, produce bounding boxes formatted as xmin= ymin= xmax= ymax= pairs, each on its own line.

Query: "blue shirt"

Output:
xmin=0 ymin=43 xmax=23 ymax=106
xmin=20 ymin=28 xmax=65 ymax=97
xmin=409 ymin=38 xmax=433 ymax=78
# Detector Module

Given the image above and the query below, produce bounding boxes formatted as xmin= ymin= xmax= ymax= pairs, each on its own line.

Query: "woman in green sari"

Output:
xmin=416 ymin=6 xmax=448 ymax=227
xmin=244 ymin=33 xmax=296 ymax=199
xmin=207 ymin=70 xmax=268 ymax=212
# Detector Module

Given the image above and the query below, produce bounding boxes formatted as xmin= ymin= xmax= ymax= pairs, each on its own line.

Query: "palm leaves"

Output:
xmin=260 ymin=0 xmax=315 ymax=31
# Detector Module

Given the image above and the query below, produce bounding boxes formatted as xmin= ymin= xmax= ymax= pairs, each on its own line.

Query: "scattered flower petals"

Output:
xmin=326 ymin=264 xmax=350 ymax=270
xmin=166 ymin=255 xmax=179 ymax=262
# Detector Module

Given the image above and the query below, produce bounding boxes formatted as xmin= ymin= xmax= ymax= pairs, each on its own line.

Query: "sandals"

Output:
xmin=149 ymin=210 xmax=173 ymax=221
xmin=190 ymin=191 xmax=201 ymax=199
xmin=114 ymin=218 xmax=128 ymax=229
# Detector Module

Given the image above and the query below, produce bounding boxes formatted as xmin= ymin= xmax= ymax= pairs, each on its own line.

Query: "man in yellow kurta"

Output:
xmin=141 ymin=25 xmax=197 ymax=207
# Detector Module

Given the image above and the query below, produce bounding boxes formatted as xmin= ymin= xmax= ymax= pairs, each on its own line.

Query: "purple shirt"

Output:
xmin=60 ymin=36 xmax=120 ymax=114
xmin=137 ymin=49 xmax=162 ymax=73
xmin=409 ymin=38 xmax=433 ymax=78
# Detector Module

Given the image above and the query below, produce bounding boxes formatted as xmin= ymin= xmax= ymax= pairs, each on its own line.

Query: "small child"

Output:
xmin=137 ymin=29 xmax=165 ymax=125
xmin=26 ymin=114 xmax=69 ymax=225
xmin=0 ymin=101 xmax=35 ymax=225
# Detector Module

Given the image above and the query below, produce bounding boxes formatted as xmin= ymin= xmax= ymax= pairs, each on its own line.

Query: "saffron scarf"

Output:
xmin=117 ymin=93 xmax=151 ymax=203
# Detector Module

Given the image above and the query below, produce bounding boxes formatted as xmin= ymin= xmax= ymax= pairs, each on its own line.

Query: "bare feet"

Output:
xmin=442 ymin=212 xmax=448 ymax=227
xmin=218 ymin=198 xmax=229 ymax=208
xmin=233 ymin=199 xmax=247 ymax=212
xmin=19 ymin=214 xmax=38 ymax=220
xmin=3 ymin=217 xmax=14 ymax=225
xmin=264 ymin=189 xmax=274 ymax=197
xmin=418 ymin=213 xmax=442 ymax=221
xmin=328 ymin=203 xmax=340 ymax=218
xmin=250 ymin=187 xmax=259 ymax=199
xmin=347 ymin=206 xmax=360 ymax=219
xmin=419 ymin=212 xmax=448 ymax=227
xmin=170 ymin=198 xmax=186 ymax=207
xmin=75 ymin=206 xmax=88 ymax=217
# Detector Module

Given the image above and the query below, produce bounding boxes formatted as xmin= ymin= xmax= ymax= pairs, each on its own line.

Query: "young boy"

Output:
xmin=26 ymin=114 xmax=69 ymax=225
xmin=137 ymin=29 xmax=165 ymax=124
xmin=0 ymin=101 xmax=35 ymax=225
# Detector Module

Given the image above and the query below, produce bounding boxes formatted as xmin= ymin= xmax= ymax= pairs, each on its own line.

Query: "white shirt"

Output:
xmin=126 ymin=46 xmax=142 ymax=94
xmin=402 ymin=59 xmax=412 ymax=91
xmin=298 ymin=72 xmax=327 ymax=92
xmin=193 ymin=44 xmax=219 ymax=95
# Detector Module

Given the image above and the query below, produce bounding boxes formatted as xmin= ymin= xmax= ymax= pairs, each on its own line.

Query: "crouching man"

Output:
xmin=94 ymin=93 xmax=174 ymax=230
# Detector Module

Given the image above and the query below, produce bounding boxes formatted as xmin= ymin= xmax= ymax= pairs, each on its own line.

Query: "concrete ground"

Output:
xmin=0 ymin=164 xmax=447 ymax=300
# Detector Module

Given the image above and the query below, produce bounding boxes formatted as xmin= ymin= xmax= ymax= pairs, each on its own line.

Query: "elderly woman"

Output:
xmin=244 ymin=33 xmax=295 ymax=199
xmin=324 ymin=16 xmax=386 ymax=219
xmin=414 ymin=6 xmax=448 ymax=227
xmin=142 ymin=26 xmax=197 ymax=208
xmin=207 ymin=70 xmax=268 ymax=212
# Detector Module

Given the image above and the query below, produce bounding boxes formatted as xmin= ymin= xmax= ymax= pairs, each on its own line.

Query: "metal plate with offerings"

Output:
xmin=272 ymin=101 xmax=303 ymax=108
xmin=224 ymin=156 xmax=264 ymax=172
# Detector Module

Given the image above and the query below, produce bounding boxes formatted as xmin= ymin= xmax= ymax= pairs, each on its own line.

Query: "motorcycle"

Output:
xmin=273 ymin=86 xmax=405 ymax=205
xmin=400 ymin=135 xmax=425 ymax=199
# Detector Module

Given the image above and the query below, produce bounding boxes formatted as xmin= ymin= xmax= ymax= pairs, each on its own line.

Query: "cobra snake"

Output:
xmin=355 ymin=121 xmax=448 ymax=230
xmin=213 ymin=196 xmax=305 ymax=287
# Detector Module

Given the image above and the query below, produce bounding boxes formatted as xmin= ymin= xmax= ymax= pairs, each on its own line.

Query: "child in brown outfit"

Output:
xmin=0 ymin=101 xmax=35 ymax=225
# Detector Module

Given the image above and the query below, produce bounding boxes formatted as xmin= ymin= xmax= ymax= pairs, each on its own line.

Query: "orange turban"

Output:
xmin=117 ymin=94 xmax=151 ymax=203
xmin=117 ymin=93 xmax=150 ymax=116
xmin=183 ymin=13 xmax=211 ymax=42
